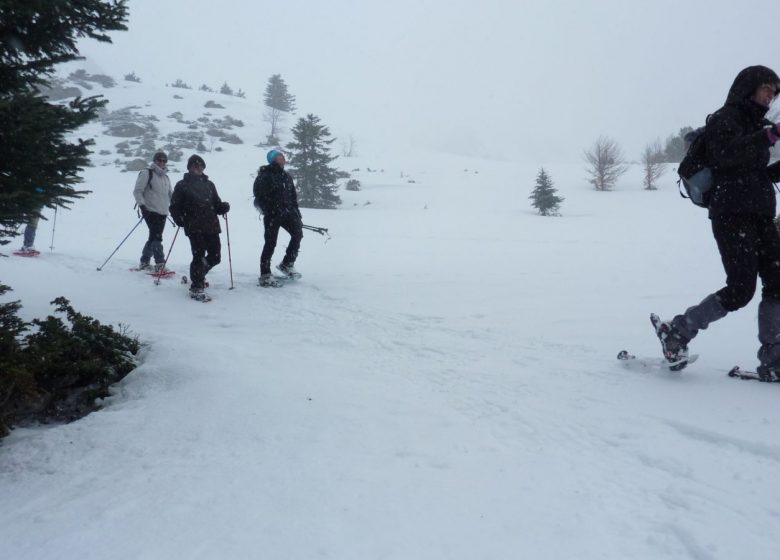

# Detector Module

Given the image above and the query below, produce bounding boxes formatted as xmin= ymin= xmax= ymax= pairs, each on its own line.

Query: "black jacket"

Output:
xmin=253 ymin=163 xmax=300 ymax=217
xmin=706 ymin=65 xmax=780 ymax=217
xmin=170 ymin=172 xmax=226 ymax=235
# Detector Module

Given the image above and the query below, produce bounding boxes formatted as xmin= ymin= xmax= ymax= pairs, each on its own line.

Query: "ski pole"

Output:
xmin=302 ymin=223 xmax=330 ymax=239
xmin=49 ymin=206 xmax=58 ymax=251
xmin=154 ymin=226 xmax=180 ymax=286
xmin=96 ymin=217 xmax=144 ymax=271
xmin=223 ymin=214 xmax=234 ymax=289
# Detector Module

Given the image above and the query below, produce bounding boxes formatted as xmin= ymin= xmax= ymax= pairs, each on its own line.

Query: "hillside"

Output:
xmin=2 ymin=69 xmax=780 ymax=560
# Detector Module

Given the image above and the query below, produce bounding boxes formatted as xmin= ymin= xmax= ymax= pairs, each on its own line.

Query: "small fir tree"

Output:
xmin=530 ymin=168 xmax=564 ymax=216
xmin=263 ymin=74 xmax=296 ymax=144
xmin=286 ymin=114 xmax=342 ymax=209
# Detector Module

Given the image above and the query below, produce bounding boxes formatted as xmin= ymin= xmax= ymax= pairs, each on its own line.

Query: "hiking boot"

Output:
xmin=259 ymin=273 xmax=280 ymax=288
xmin=651 ymin=313 xmax=690 ymax=370
xmin=153 ymin=263 xmax=168 ymax=273
xmin=20 ymin=245 xmax=35 ymax=253
xmin=276 ymin=262 xmax=301 ymax=279
xmin=138 ymin=262 xmax=152 ymax=271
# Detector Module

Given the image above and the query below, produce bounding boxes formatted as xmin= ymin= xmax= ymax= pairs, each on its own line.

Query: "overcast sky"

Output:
xmin=75 ymin=0 xmax=780 ymax=163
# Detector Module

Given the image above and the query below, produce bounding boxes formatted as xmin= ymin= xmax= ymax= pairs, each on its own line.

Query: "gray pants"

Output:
xmin=23 ymin=215 xmax=40 ymax=248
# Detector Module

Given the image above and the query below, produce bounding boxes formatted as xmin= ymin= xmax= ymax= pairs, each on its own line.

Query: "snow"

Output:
xmin=2 ymin=78 xmax=780 ymax=560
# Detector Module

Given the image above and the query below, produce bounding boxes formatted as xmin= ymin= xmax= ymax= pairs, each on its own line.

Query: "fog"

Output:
xmin=76 ymin=0 xmax=780 ymax=163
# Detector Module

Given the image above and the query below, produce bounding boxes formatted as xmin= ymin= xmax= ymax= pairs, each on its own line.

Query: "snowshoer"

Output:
xmin=170 ymin=154 xmax=230 ymax=301
xmin=653 ymin=65 xmax=780 ymax=379
xmin=253 ymin=149 xmax=303 ymax=287
xmin=133 ymin=151 xmax=173 ymax=272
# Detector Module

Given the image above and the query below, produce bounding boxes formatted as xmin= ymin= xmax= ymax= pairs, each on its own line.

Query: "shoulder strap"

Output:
xmin=146 ymin=168 xmax=153 ymax=190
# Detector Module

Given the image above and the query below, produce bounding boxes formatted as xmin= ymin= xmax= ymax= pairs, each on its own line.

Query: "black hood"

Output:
xmin=725 ymin=65 xmax=780 ymax=105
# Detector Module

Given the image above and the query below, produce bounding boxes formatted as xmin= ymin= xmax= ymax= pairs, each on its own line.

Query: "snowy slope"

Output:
xmin=2 ymin=74 xmax=780 ymax=560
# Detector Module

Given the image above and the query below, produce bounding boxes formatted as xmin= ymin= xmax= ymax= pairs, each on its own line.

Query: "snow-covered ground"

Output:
xmin=2 ymin=78 xmax=780 ymax=560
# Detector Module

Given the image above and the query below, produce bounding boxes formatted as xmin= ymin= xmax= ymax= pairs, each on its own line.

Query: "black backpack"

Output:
xmin=677 ymin=118 xmax=712 ymax=208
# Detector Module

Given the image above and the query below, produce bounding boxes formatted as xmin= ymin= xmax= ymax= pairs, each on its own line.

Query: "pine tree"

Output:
xmin=529 ymin=167 xmax=564 ymax=216
xmin=0 ymin=1 xmax=128 ymax=246
xmin=263 ymin=74 xmax=296 ymax=145
xmin=286 ymin=114 xmax=342 ymax=209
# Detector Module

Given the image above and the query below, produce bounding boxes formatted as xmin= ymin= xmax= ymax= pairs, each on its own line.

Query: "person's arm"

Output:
xmin=169 ymin=184 xmax=185 ymax=226
xmin=706 ymin=111 xmax=773 ymax=170
xmin=133 ymin=170 xmax=148 ymax=207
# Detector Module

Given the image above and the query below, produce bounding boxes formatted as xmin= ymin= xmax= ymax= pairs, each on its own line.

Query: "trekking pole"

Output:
xmin=167 ymin=216 xmax=177 ymax=228
xmin=154 ymin=226 xmax=180 ymax=286
xmin=96 ymin=217 xmax=144 ymax=271
xmin=223 ymin=214 xmax=234 ymax=289
xmin=302 ymin=223 xmax=330 ymax=240
xmin=49 ymin=206 xmax=58 ymax=251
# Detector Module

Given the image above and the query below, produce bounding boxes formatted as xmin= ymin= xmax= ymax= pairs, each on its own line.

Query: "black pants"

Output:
xmin=712 ymin=214 xmax=780 ymax=311
xmin=260 ymin=213 xmax=303 ymax=275
xmin=141 ymin=211 xmax=167 ymax=264
xmin=188 ymin=232 xmax=221 ymax=289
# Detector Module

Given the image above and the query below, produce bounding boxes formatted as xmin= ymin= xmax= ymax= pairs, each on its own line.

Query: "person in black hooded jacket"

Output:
xmin=253 ymin=149 xmax=303 ymax=287
xmin=170 ymin=154 xmax=230 ymax=299
xmin=653 ymin=65 xmax=780 ymax=380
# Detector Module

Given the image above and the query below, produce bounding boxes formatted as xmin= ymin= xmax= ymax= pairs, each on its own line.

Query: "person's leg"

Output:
xmin=754 ymin=217 xmax=780 ymax=377
xmin=711 ymin=214 xmax=760 ymax=312
xmin=655 ymin=215 xmax=752 ymax=364
xmin=147 ymin=213 xmax=167 ymax=264
xmin=22 ymin=215 xmax=40 ymax=249
xmin=140 ymin=212 xmax=156 ymax=265
xmin=279 ymin=213 xmax=303 ymax=267
xmin=188 ymin=233 xmax=207 ymax=289
xmin=204 ymin=233 xmax=221 ymax=272
xmin=260 ymin=215 xmax=281 ymax=275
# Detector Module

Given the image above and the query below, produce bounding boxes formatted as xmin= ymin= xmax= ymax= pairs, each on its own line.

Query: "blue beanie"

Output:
xmin=267 ymin=149 xmax=282 ymax=165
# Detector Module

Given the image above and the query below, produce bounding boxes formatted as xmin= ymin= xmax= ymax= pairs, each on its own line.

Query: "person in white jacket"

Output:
xmin=133 ymin=151 xmax=173 ymax=271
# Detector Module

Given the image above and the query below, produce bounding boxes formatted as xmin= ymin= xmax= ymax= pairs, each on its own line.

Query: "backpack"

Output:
xmin=677 ymin=118 xmax=712 ymax=208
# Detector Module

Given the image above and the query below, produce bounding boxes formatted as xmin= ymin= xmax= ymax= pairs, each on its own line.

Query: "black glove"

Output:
xmin=139 ymin=204 xmax=149 ymax=217
xmin=218 ymin=201 xmax=230 ymax=215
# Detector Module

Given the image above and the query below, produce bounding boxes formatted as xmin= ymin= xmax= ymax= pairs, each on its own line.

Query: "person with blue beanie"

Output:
xmin=253 ymin=149 xmax=303 ymax=287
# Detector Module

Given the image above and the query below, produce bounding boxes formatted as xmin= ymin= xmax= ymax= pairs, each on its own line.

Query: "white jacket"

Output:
xmin=133 ymin=165 xmax=172 ymax=215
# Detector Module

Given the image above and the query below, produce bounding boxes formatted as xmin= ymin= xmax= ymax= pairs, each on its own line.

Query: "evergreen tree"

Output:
xmin=285 ymin=114 xmax=342 ymax=209
xmin=263 ymin=74 xmax=296 ymax=144
xmin=663 ymin=126 xmax=694 ymax=162
xmin=529 ymin=167 xmax=563 ymax=216
xmin=0 ymin=1 xmax=128 ymax=246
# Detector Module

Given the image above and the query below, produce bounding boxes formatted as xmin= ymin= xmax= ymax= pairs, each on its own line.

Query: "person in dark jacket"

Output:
xmin=654 ymin=65 xmax=780 ymax=379
xmin=253 ymin=149 xmax=303 ymax=287
xmin=170 ymin=154 xmax=230 ymax=300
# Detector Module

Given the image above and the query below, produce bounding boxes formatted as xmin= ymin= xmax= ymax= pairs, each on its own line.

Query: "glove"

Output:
xmin=139 ymin=204 xmax=149 ymax=216
xmin=218 ymin=201 xmax=230 ymax=215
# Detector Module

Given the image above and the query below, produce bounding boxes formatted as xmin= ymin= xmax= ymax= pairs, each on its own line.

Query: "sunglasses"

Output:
xmin=155 ymin=158 xmax=168 ymax=163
